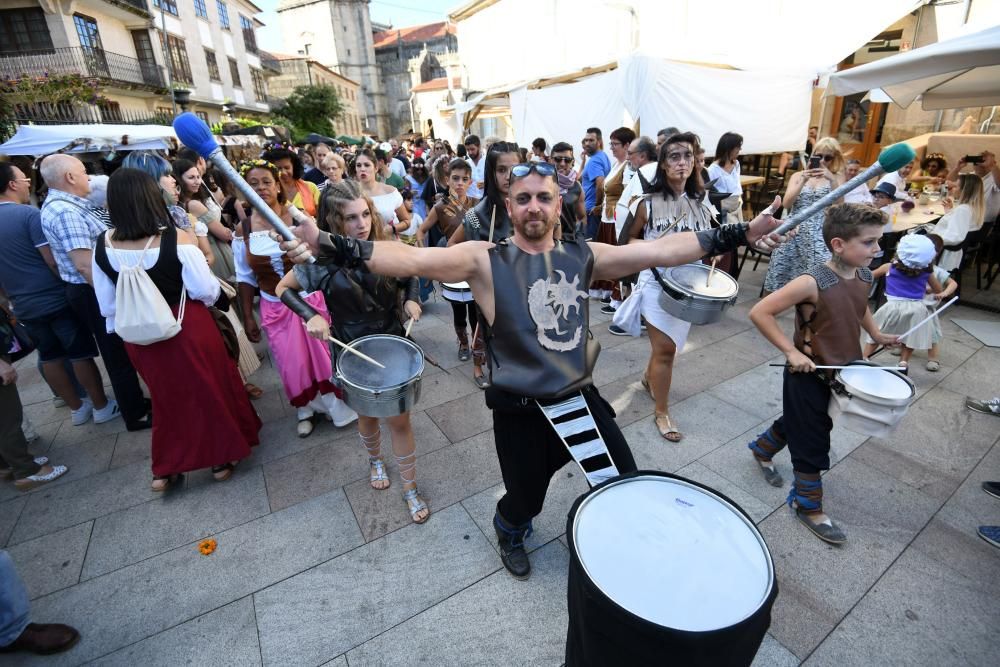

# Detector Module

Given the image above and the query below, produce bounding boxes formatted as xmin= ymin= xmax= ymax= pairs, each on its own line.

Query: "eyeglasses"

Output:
xmin=551 ymin=156 xmax=574 ymax=164
xmin=665 ymin=151 xmax=695 ymax=165
xmin=509 ymin=162 xmax=556 ymax=183
xmin=609 ymin=141 xmax=623 ymax=148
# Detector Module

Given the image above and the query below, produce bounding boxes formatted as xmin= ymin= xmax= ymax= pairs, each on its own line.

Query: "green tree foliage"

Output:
xmin=272 ymin=85 xmax=343 ymax=142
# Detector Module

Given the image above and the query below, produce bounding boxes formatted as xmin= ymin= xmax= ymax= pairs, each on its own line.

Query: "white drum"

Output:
xmin=655 ymin=263 xmax=739 ymax=325
xmin=573 ymin=475 xmax=773 ymax=632
xmin=565 ymin=472 xmax=776 ymax=666
xmin=828 ymin=361 xmax=915 ymax=438
xmin=441 ymin=281 xmax=474 ymax=303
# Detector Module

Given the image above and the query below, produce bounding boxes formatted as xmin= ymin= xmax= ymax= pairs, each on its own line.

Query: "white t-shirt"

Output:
xmin=707 ymin=161 xmax=742 ymax=198
xmin=934 ymin=203 xmax=973 ymax=271
xmin=466 ymin=155 xmax=486 ymax=198
xmin=877 ymin=171 xmax=908 ymax=196
xmin=401 ymin=211 xmax=422 ymax=239
xmin=615 ymin=162 xmax=658 ymax=238
xmin=390 ymin=158 xmax=406 ymax=180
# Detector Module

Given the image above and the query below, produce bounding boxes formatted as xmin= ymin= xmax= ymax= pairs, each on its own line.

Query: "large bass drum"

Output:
xmin=335 ymin=334 xmax=424 ymax=417
xmin=565 ymin=471 xmax=777 ymax=667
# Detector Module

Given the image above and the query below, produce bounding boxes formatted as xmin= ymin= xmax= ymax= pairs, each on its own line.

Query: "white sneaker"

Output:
xmin=71 ymin=399 xmax=94 ymax=426
xmin=320 ymin=392 xmax=358 ymax=428
xmin=330 ymin=398 xmax=358 ymax=428
xmin=93 ymin=399 xmax=121 ymax=424
xmin=297 ymin=419 xmax=315 ymax=438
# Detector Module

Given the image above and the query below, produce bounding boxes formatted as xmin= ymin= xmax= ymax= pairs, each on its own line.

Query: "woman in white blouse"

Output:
xmin=92 ymin=169 xmax=260 ymax=491
xmin=707 ymin=132 xmax=744 ymax=222
xmin=935 ymin=173 xmax=985 ymax=272
xmin=352 ymin=149 xmax=410 ymax=237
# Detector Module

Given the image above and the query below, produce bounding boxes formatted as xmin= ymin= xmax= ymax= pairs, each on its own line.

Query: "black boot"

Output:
xmin=494 ymin=512 xmax=532 ymax=580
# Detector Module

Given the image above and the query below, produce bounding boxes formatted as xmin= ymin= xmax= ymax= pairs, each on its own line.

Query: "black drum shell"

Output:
xmin=564 ymin=470 xmax=778 ymax=667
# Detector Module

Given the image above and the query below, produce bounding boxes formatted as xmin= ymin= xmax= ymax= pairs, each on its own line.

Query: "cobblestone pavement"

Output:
xmin=3 ymin=266 xmax=998 ymax=666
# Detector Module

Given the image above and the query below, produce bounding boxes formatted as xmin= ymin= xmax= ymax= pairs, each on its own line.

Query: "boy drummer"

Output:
xmin=748 ymin=204 xmax=898 ymax=545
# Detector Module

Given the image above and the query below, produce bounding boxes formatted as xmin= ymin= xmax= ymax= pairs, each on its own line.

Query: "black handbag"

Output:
xmin=0 ymin=304 xmax=36 ymax=362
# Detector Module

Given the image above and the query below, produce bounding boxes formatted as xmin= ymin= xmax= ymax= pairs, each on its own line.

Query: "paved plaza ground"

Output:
xmin=2 ymin=264 xmax=998 ymax=666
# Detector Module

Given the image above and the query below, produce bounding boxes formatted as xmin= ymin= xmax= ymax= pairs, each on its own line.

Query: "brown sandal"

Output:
xmin=654 ymin=412 xmax=682 ymax=442
xmin=244 ymin=383 xmax=264 ymax=399
xmin=151 ymin=474 xmax=182 ymax=492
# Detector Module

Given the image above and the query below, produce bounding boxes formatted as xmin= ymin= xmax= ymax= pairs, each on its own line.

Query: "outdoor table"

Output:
xmin=891 ymin=202 xmax=945 ymax=233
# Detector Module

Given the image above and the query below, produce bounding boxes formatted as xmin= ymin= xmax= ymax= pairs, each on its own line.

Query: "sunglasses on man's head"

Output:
xmin=509 ymin=162 xmax=556 ymax=183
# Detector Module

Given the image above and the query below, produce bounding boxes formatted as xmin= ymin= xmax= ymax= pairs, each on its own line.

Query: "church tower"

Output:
xmin=276 ymin=0 xmax=389 ymax=137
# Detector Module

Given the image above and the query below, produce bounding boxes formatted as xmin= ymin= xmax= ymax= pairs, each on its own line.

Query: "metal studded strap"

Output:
xmin=535 ymin=391 xmax=620 ymax=487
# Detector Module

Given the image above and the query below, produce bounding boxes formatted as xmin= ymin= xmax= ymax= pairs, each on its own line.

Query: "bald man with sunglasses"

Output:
xmin=280 ymin=162 xmax=787 ymax=579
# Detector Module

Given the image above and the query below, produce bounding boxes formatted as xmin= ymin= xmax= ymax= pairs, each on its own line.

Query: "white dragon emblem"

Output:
xmin=527 ymin=270 xmax=589 ymax=352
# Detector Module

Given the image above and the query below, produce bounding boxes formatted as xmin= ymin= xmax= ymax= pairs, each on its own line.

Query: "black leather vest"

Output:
xmin=316 ymin=267 xmax=405 ymax=343
xmin=463 ymin=197 xmax=512 ymax=242
xmin=482 ymin=238 xmax=599 ymax=398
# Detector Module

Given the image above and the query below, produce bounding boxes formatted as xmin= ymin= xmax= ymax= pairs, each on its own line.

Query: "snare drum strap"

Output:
xmin=535 ymin=391 xmax=620 ymax=488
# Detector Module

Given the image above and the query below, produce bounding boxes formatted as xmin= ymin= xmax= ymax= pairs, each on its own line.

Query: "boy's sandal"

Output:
xmin=473 ymin=373 xmax=490 ymax=390
xmin=925 ymin=360 xmax=940 ymax=372
xmin=369 ymin=457 xmax=390 ymax=490
xmin=211 ymin=462 xmax=236 ymax=482
xmin=654 ymin=412 xmax=682 ymax=442
xmin=755 ymin=459 xmax=784 ymax=487
xmin=794 ymin=507 xmax=847 ymax=545
xmin=403 ymin=487 xmax=430 ymax=524
xmin=897 ymin=361 xmax=909 ymax=376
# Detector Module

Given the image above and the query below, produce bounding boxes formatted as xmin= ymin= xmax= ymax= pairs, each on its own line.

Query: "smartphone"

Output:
xmin=808 ymin=155 xmax=822 ymax=170
xmin=963 ymin=154 xmax=985 ymax=164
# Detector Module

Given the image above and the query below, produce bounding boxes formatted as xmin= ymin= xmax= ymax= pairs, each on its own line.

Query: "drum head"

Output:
xmin=337 ymin=335 xmax=423 ymax=389
xmin=664 ymin=264 xmax=738 ymax=300
xmin=839 ymin=366 xmax=913 ymax=400
xmin=572 ymin=475 xmax=773 ymax=632
xmin=442 ymin=281 xmax=471 ymax=290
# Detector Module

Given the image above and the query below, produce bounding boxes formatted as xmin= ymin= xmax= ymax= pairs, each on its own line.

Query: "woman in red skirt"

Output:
xmin=92 ymin=169 xmax=260 ymax=491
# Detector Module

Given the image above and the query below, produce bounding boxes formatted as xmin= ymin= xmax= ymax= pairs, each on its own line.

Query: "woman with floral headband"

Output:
xmin=232 ymin=160 xmax=357 ymax=436
xmin=261 ymin=144 xmax=321 ymax=219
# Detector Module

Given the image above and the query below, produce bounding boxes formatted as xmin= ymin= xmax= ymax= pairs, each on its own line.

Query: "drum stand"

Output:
xmin=536 ymin=391 xmax=620 ymax=487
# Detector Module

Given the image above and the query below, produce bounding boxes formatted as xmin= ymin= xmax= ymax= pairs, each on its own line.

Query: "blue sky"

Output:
xmin=254 ymin=0 xmax=460 ymax=53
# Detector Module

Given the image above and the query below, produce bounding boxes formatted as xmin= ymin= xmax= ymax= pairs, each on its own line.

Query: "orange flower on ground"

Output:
xmin=198 ymin=538 xmax=217 ymax=556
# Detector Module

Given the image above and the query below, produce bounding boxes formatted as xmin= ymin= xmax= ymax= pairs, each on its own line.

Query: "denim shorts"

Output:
xmin=19 ymin=308 xmax=98 ymax=363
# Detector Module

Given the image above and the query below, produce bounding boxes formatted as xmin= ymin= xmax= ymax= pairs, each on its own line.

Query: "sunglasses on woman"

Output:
xmin=509 ymin=162 xmax=556 ymax=183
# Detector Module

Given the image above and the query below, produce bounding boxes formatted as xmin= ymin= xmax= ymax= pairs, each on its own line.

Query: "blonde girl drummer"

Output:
xmin=276 ymin=180 xmax=429 ymax=524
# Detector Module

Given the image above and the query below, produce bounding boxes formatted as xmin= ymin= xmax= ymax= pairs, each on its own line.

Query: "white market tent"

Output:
xmin=826 ymin=24 xmax=1000 ymax=110
xmin=447 ymin=0 xmax=924 ymax=154
xmin=0 ymin=124 xmax=179 ymax=157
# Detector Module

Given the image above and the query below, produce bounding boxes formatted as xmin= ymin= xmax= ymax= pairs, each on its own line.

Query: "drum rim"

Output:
xmin=662 ymin=263 xmax=739 ymax=301
xmin=835 ymin=360 xmax=915 ymax=404
xmin=335 ymin=334 xmax=425 ymax=392
xmin=441 ymin=281 xmax=472 ymax=290
xmin=569 ymin=471 xmax=775 ymax=632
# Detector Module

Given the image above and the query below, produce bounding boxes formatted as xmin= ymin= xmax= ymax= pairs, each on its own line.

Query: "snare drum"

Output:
xmin=656 ymin=263 xmax=739 ymax=325
xmin=441 ymin=281 xmax=475 ymax=303
xmin=335 ymin=334 xmax=424 ymax=417
xmin=566 ymin=471 xmax=776 ymax=667
xmin=828 ymin=361 xmax=915 ymax=438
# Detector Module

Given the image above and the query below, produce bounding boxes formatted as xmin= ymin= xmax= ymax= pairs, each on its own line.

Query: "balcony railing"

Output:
xmin=0 ymin=47 xmax=167 ymax=90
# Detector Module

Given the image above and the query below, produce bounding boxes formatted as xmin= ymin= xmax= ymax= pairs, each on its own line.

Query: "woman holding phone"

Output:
xmin=763 ymin=137 xmax=846 ymax=293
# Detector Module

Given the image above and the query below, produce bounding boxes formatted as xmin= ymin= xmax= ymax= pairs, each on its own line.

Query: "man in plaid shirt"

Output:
xmin=39 ymin=155 xmax=151 ymax=431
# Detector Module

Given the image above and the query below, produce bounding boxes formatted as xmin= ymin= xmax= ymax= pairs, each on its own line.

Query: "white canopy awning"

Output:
xmin=826 ymin=24 xmax=1000 ymax=110
xmin=0 ymin=124 xmax=179 ymax=157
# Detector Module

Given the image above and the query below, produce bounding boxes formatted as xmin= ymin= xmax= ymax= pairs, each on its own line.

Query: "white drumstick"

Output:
xmin=405 ymin=318 xmax=414 ymax=337
xmin=770 ymin=364 xmax=905 ymax=371
xmin=326 ymin=336 xmax=385 ymax=369
xmin=898 ymin=295 xmax=958 ymax=341
xmin=706 ymin=257 xmax=718 ymax=287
